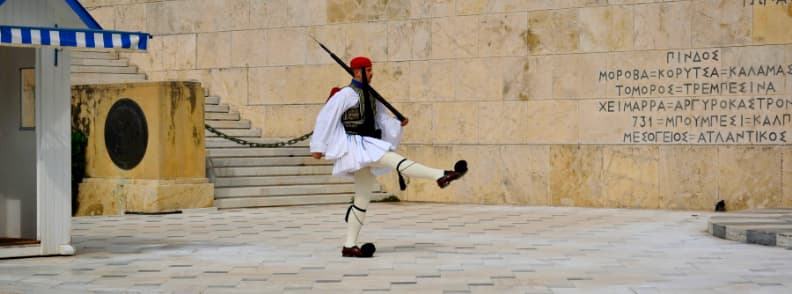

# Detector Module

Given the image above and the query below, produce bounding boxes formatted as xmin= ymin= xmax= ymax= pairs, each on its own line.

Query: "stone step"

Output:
xmin=72 ymin=65 xmax=138 ymax=74
xmin=214 ymin=192 xmax=390 ymax=209
xmin=208 ymin=156 xmax=326 ymax=168
xmin=207 ymin=147 xmax=310 ymax=158
xmin=212 ymin=175 xmax=350 ymax=188
xmin=71 ymin=58 xmax=128 ymax=67
xmin=72 ymin=73 xmax=146 ymax=80
xmin=215 ymin=183 xmax=355 ymax=198
xmin=205 ymin=96 xmax=220 ymax=105
xmin=206 ymin=120 xmax=251 ymax=129
xmin=205 ymin=137 xmax=310 ymax=148
xmin=72 ymin=51 xmax=118 ymax=59
xmin=205 ymin=104 xmax=230 ymax=113
xmin=211 ymin=165 xmax=331 ymax=177
xmin=72 ymin=78 xmax=148 ymax=85
xmin=214 ymin=194 xmax=353 ymax=209
xmin=205 ymin=112 xmax=240 ymax=121
xmin=205 ymin=128 xmax=261 ymax=138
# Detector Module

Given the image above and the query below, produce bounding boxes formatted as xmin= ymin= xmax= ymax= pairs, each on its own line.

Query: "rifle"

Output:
xmin=310 ymin=36 xmax=407 ymax=122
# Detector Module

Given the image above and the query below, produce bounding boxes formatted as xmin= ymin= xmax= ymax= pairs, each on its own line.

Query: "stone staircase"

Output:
xmin=71 ymin=51 xmax=146 ymax=84
xmin=71 ymin=50 xmax=389 ymax=209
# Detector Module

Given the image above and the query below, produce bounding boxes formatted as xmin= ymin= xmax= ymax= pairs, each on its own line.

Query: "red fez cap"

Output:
xmin=349 ymin=56 xmax=372 ymax=69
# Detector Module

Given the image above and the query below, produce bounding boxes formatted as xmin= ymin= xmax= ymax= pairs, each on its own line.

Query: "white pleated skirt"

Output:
xmin=331 ymin=135 xmax=393 ymax=177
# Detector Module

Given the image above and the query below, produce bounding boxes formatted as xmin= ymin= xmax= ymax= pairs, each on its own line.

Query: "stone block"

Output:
xmin=287 ymin=0 xmax=327 ymax=26
xmin=456 ymin=0 xmax=487 ymax=15
xmin=431 ymin=16 xmax=479 ymax=59
xmin=122 ymin=41 xmax=158 ymax=74
xmin=87 ymin=6 xmax=115 ymax=30
xmin=149 ymin=69 xmax=248 ymax=115
xmin=501 ymin=145 xmax=551 ymax=205
xmin=248 ymin=67 xmax=287 ymax=105
xmin=231 ymin=30 xmax=267 ymax=67
xmin=526 ymin=9 xmax=579 ymax=54
xmin=266 ymin=28 xmax=307 ymax=66
xmin=788 ymin=45 xmax=792 ymax=95
xmin=327 ymin=0 xmax=409 ymax=23
xmin=387 ymin=20 xmax=432 ymax=61
xmin=718 ymin=146 xmax=783 ymax=210
xmin=77 ymin=179 xmax=214 ymax=216
xmin=72 ymin=82 xmax=207 ymax=179
xmin=752 ymin=3 xmax=792 ymax=44
xmin=72 ymin=82 xmax=213 ymax=216
xmin=114 ymin=3 xmax=146 ymax=32
xmin=408 ymin=60 xmax=455 ymax=102
xmin=782 ymin=147 xmax=792 ymax=207
xmin=658 ymin=146 xmax=719 ymax=210
xmin=145 ymin=0 xmax=248 ymax=34
xmin=477 ymin=101 xmax=527 ymax=144
xmin=157 ymin=34 xmax=196 ymax=71
xmin=250 ymin=0 xmax=288 ymax=28
xmin=602 ymin=146 xmax=660 ymax=209
xmin=478 ymin=101 xmax=578 ymax=144
xmin=778 ymin=232 xmax=792 ymax=249
xmin=634 ymin=2 xmax=691 ymax=50
xmin=478 ymin=13 xmax=528 ymax=57
xmin=502 ymin=56 xmax=553 ymax=101
xmin=248 ymin=64 xmax=345 ymax=105
xmin=550 ymin=145 xmax=604 ymax=207
xmin=455 ymin=58 xmax=503 ymax=101
xmin=394 ymin=103 xmax=434 ymax=144
xmin=376 ymin=62 xmax=411 ymax=103
xmin=204 ymin=68 xmax=250 ymax=107
xmin=306 ymin=25 xmax=348 ymax=65
xmin=523 ymin=100 xmax=578 ymax=144
xmin=396 ymin=145 xmax=454 ymax=203
xmin=410 ymin=0 xmax=455 ymax=18
xmin=603 ymin=50 xmax=711 ymax=98
xmin=197 ymin=32 xmax=232 ymax=69
xmin=432 ymin=102 xmax=479 ymax=144
xmin=345 ymin=23 xmax=388 ymax=63
xmin=577 ymin=99 xmax=627 ymax=144
xmin=239 ymin=104 xmax=322 ymax=138
xmin=720 ymin=46 xmax=787 ymax=95
xmin=578 ymin=5 xmax=634 ymax=52
xmin=448 ymin=145 xmax=507 ymax=204
xmin=552 ymin=53 xmax=608 ymax=99
xmin=691 ymin=0 xmax=752 ymax=47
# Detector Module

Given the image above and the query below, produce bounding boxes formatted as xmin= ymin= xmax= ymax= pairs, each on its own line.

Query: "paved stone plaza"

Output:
xmin=1 ymin=203 xmax=790 ymax=294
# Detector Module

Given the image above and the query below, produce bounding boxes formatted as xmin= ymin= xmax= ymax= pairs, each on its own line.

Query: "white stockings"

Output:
xmin=344 ymin=152 xmax=444 ymax=248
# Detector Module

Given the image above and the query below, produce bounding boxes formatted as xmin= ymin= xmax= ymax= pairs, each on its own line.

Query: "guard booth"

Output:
xmin=0 ymin=0 xmax=150 ymax=258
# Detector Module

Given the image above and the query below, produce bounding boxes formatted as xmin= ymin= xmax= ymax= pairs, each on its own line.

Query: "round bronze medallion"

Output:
xmin=104 ymin=98 xmax=148 ymax=170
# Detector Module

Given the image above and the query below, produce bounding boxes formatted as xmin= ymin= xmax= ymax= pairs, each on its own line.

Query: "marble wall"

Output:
xmin=81 ymin=0 xmax=792 ymax=211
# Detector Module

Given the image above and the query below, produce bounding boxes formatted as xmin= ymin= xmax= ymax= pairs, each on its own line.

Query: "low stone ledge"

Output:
xmin=708 ymin=208 xmax=792 ymax=249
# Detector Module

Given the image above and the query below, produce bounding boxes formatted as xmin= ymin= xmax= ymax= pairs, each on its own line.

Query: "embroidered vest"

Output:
xmin=341 ymin=81 xmax=380 ymax=138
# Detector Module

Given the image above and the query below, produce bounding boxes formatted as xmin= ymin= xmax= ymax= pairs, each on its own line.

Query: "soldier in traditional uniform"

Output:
xmin=310 ymin=56 xmax=467 ymax=258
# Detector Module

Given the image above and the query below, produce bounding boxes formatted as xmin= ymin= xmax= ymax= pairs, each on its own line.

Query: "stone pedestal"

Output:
xmin=72 ymin=81 xmax=214 ymax=216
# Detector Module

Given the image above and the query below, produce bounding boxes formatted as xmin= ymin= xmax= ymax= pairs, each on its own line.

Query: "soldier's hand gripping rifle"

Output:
xmin=310 ymin=36 xmax=407 ymax=122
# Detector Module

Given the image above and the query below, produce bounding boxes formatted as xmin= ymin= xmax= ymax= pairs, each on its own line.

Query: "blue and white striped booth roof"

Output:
xmin=0 ymin=25 xmax=150 ymax=51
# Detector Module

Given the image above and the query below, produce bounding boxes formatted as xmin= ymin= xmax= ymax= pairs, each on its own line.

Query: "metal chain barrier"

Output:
xmin=205 ymin=124 xmax=313 ymax=148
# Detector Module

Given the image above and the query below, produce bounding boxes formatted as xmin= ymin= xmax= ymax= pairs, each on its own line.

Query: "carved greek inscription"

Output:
xmin=743 ymin=0 xmax=789 ymax=6
xmin=596 ymin=49 xmax=791 ymax=145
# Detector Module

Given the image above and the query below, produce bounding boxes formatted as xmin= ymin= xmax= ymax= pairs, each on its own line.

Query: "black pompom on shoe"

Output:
xmin=437 ymin=160 xmax=468 ymax=188
xmin=454 ymin=160 xmax=468 ymax=174
xmin=360 ymin=243 xmax=376 ymax=257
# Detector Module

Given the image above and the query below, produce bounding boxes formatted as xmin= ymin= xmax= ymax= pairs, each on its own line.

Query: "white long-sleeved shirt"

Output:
xmin=309 ymin=86 xmax=403 ymax=177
